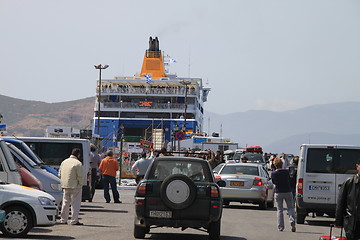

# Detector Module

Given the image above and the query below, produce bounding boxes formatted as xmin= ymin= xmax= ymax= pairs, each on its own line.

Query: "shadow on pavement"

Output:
xmin=149 ymin=232 xmax=246 ymax=240
xmin=306 ymin=219 xmax=334 ymax=227
xmin=0 ymin=228 xmax=75 ymax=240
xmin=80 ymin=204 xmax=104 ymax=209
xmin=223 ymin=205 xmax=276 ymax=211
xmin=80 ymin=208 xmax=128 ymax=213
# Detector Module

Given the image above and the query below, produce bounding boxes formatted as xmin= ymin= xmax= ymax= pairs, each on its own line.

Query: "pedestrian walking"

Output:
xmin=271 ymin=157 xmax=296 ymax=232
xmin=280 ymin=153 xmax=290 ymax=169
xmin=58 ymin=148 xmax=84 ymax=225
xmin=335 ymin=159 xmax=360 ymax=240
xmin=99 ymin=150 xmax=121 ymax=203
xmin=131 ymin=151 xmax=153 ymax=183
xmin=90 ymin=144 xmax=101 ymax=202
xmin=288 ymin=156 xmax=299 ymax=200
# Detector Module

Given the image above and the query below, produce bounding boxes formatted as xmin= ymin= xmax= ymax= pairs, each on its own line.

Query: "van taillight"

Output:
xmin=253 ymin=177 xmax=263 ymax=186
xmin=298 ymin=178 xmax=303 ymax=194
xmin=211 ymin=186 xmax=220 ymax=198
xmin=87 ymin=172 xmax=91 ymax=186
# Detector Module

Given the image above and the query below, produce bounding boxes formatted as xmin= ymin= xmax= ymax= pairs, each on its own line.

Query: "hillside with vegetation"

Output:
xmin=0 ymin=95 xmax=94 ymax=137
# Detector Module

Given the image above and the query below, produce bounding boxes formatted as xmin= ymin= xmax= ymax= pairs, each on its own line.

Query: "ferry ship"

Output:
xmin=92 ymin=37 xmax=211 ymax=151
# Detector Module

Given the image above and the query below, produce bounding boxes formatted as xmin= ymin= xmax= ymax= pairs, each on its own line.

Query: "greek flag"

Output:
xmin=145 ymin=73 xmax=153 ymax=84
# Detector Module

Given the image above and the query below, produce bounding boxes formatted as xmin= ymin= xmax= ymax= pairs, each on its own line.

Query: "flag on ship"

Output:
xmin=145 ymin=73 xmax=153 ymax=84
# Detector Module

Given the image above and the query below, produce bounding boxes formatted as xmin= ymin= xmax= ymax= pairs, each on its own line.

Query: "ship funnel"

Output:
xmin=140 ymin=36 xmax=166 ymax=79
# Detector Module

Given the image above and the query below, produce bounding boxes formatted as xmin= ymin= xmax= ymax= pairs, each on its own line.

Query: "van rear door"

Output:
xmin=303 ymin=146 xmax=336 ymax=205
xmin=334 ymin=147 xmax=360 ymax=203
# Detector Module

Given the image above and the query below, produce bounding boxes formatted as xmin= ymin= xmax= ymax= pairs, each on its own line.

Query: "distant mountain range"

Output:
xmin=204 ymin=102 xmax=360 ymax=154
xmin=1 ymin=94 xmax=360 ymax=154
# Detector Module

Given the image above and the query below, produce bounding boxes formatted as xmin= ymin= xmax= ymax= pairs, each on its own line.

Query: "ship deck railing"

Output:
xmin=102 ymin=102 xmax=196 ymax=111
xmin=97 ymin=85 xmax=197 ymax=96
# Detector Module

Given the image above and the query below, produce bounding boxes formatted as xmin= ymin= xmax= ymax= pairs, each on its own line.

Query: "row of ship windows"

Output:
xmin=94 ymin=111 xmax=196 ymax=119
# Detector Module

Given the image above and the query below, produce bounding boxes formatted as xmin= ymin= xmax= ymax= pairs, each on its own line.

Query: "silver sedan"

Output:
xmin=214 ymin=163 xmax=274 ymax=209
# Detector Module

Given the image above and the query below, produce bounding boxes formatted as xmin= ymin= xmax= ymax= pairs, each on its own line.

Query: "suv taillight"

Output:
xmin=253 ymin=177 xmax=263 ymax=186
xmin=137 ymin=182 xmax=147 ymax=195
xmin=211 ymin=185 xmax=220 ymax=198
xmin=297 ymin=178 xmax=303 ymax=195
xmin=136 ymin=182 xmax=152 ymax=196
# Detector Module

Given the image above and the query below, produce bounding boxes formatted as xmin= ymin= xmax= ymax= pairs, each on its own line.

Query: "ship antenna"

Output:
xmin=188 ymin=46 xmax=191 ymax=78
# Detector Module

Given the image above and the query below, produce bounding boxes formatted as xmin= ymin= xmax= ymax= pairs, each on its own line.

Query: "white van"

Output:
xmin=7 ymin=142 xmax=63 ymax=206
xmin=296 ymin=144 xmax=360 ymax=224
xmin=0 ymin=139 xmax=22 ymax=185
xmin=14 ymin=137 xmax=92 ymax=202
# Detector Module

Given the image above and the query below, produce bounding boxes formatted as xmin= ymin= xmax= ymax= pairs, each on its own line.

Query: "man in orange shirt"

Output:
xmin=99 ymin=150 xmax=121 ymax=203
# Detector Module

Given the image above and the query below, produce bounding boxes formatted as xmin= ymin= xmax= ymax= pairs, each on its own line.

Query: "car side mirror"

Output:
xmin=217 ymin=180 xmax=226 ymax=187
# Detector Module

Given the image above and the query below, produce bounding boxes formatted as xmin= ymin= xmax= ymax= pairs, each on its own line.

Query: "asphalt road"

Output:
xmin=0 ymin=188 xmax=339 ymax=240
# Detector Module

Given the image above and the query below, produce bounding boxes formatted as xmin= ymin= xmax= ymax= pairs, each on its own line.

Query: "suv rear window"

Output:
xmin=306 ymin=148 xmax=360 ymax=174
xmin=148 ymin=160 xmax=211 ymax=182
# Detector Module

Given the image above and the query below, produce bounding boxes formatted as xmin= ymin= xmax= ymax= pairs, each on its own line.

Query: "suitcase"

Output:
xmin=319 ymin=224 xmax=346 ymax=240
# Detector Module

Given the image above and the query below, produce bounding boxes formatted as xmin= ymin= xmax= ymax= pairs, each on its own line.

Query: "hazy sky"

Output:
xmin=1 ymin=0 xmax=360 ymax=114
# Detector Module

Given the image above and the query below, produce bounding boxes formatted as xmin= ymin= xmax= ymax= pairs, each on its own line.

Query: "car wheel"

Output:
xmin=296 ymin=206 xmax=306 ymax=224
xmin=134 ymin=224 xmax=146 ymax=239
xmin=208 ymin=219 xmax=221 ymax=240
xmin=259 ymin=199 xmax=267 ymax=210
xmin=259 ymin=193 xmax=268 ymax=210
xmin=316 ymin=211 xmax=324 ymax=217
xmin=267 ymin=199 xmax=274 ymax=208
xmin=160 ymin=174 xmax=197 ymax=210
xmin=0 ymin=206 xmax=33 ymax=237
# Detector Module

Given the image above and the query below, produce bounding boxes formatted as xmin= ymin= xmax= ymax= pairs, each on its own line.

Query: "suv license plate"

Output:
xmin=149 ymin=210 xmax=172 ymax=218
xmin=230 ymin=181 xmax=244 ymax=186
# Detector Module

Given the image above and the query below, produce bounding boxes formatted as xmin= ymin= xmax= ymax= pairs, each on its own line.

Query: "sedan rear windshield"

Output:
xmin=148 ymin=160 xmax=211 ymax=182
xmin=221 ymin=165 xmax=259 ymax=176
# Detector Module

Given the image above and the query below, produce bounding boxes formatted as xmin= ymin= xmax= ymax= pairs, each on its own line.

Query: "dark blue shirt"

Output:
xmin=271 ymin=169 xmax=292 ymax=193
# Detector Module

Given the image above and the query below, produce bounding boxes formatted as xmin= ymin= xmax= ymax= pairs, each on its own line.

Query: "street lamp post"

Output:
xmin=119 ymin=124 xmax=124 ymax=184
xmin=94 ymin=64 xmax=109 ymax=149
xmin=180 ymin=80 xmax=191 ymax=131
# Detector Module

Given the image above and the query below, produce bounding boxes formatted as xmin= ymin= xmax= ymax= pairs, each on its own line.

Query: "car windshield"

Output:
xmin=233 ymin=152 xmax=242 ymax=160
xmin=8 ymin=144 xmax=38 ymax=167
xmin=220 ymin=165 xmax=259 ymax=176
xmin=241 ymin=153 xmax=264 ymax=163
xmin=213 ymin=163 xmax=224 ymax=173
xmin=148 ymin=160 xmax=211 ymax=182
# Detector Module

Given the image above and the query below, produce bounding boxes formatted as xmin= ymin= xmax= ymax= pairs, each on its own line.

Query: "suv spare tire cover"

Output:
xmin=160 ymin=174 xmax=197 ymax=210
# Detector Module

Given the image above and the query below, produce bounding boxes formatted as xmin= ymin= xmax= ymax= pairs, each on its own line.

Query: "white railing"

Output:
xmin=102 ymin=102 xmax=196 ymax=111
xmin=97 ymin=85 xmax=197 ymax=95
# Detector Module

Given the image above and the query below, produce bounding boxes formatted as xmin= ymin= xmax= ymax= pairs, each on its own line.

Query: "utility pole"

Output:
xmin=94 ymin=64 xmax=109 ymax=151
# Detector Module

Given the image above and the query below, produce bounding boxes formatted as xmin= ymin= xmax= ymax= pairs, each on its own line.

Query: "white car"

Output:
xmin=0 ymin=182 xmax=57 ymax=237
xmin=214 ymin=163 xmax=274 ymax=209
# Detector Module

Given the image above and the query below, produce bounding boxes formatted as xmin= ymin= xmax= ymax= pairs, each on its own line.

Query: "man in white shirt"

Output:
xmin=59 ymin=148 xmax=84 ymax=225
xmin=131 ymin=151 xmax=153 ymax=183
